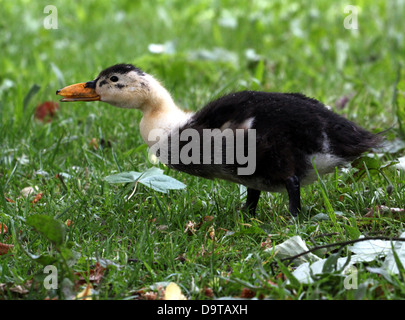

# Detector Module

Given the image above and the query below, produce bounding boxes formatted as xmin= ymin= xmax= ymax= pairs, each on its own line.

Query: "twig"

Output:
xmin=276 ymin=236 xmax=405 ymax=266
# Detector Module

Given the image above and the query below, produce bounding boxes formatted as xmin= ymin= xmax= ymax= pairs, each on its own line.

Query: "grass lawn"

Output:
xmin=1 ymin=0 xmax=405 ymax=300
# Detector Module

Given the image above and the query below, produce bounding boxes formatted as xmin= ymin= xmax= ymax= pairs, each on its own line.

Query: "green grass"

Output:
xmin=1 ymin=0 xmax=405 ymax=300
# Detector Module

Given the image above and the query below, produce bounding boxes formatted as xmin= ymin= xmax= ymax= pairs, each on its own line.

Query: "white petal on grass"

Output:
xmin=348 ymin=237 xmax=393 ymax=262
xmin=21 ymin=186 xmax=39 ymax=197
xmin=266 ymin=236 xmax=321 ymax=266
xmin=396 ymin=156 xmax=405 ymax=171
xmin=382 ymin=231 xmax=405 ymax=274
xmin=292 ymin=257 xmax=353 ymax=284
xmin=291 ymin=233 xmax=405 ymax=284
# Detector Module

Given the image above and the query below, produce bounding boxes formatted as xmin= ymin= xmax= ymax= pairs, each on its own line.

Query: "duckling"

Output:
xmin=57 ymin=63 xmax=381 ymax=217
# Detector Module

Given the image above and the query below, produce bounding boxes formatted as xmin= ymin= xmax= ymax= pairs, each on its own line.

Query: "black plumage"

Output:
xmin=160 ymin=91 xmax=381 ymax=216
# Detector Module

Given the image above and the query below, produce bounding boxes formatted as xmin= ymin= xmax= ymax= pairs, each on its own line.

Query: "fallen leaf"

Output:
xmin=140 ymin=291 xmax=159 ymax=300
xmin=203 ymin=287 xmax=214 ymax=298
xmin=175 ymin=253 xmax=186 ymax=263
xmin=164 ymin=282 xmax=187 ymax=300
xmin=4 ymin=197 xmax=14 ymax=203
xmin=75 ymin=284 xmax=93 ymax=300
xmin=31 ymin=192 xmax=43 ymax=204
xmin=364 ymin=205 xmax=405 ymax=218
xmin=185 ymin=216 xmax=215 ymax=236
xmin=21 ymin=186 xmax=39 ymax=198
xmin=240 ymin=288 xmax=255 ymax=299
xmin=0 ymin=243 xmax=13 ymax=255
xmin=9 ymin=285 xmax=29 ymax=295
xmin=267 ymin=235 xmax=321 ymax=266
xmin=184 ymin=221 xmax=198 ymax=235
xmin=35 ymin=101 xmax=59 ymax=122
xmin=89 ymin=138 xmax=99 ymax=150
xmin=260 ymin=237 xmax=272 ymax=249
xmin=74 ymin=262 xmax=105 ymax=287
xmin=208 ymin=226 xmax=216 ymax=241
xmin=156 ymin=224 xmax=168 ymax=231
xmin=0 ymin=223 xmax=8 ymax=234
xmin=65 ymin=219 xmax=72 ymax=227
xmin=203 ymin=216 xmax=214 ymax=223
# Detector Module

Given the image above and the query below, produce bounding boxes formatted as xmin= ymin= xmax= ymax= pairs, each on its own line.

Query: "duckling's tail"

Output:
xmin=327 ymin=120 xmax=384 ymax=160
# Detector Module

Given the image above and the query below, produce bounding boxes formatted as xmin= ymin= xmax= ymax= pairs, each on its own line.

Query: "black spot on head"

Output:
xmin=115 ymin=83 xmax=126 ymax=89
xmin=98 ymin=63 xmax=145 ymax=78
xmin=98 ymin=79 xmax=107 ymax=87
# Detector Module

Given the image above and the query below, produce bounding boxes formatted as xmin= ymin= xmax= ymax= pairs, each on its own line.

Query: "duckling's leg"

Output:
xmin=244 ymin=188 xmax=261 ymax=215
xmin=285 ymin=175 xmax=301 ymax=217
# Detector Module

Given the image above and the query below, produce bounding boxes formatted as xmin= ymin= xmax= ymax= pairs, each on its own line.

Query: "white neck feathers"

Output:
xmin=138 ymin=76 xmax=192 ymax=146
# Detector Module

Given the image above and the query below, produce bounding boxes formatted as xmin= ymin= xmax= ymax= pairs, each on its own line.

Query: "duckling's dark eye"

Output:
xmin=110 ymin=76 xmax=119 ymax=82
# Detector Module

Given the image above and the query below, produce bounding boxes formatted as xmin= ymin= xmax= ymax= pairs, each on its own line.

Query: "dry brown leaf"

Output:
xmin=240 ymin=288 xmax=255 ymax=299
xmin=364 ymin=205 xmax=405 ymax=218
xmin=89 ymin=138 xmax=99 ymax=150
xmin=208 ymin=226 xmax=216 ymax=241
xmin=203 ymin=215 xmax=214 ymax=223
xmin=9 ymin=285 xmax=29 ymax=295
xmin=203 ymin=287 xmax=214 ymax=298
xmin=175 ymin=253 xmax=186 ymax=263
xmin=143 ymin=291 xmax=159 ymax=300
xmin=35 ymin=101 xmax=59 ymax=122
xmin=74 ymin=262 xmax=105 ymax=288
xmin=260 ymin=237 xmax=272 ymax=249
xmin=184 ymin=220 xmax=198 ymax=235
xmin=0 ymin=243 xmax=13 ymax=255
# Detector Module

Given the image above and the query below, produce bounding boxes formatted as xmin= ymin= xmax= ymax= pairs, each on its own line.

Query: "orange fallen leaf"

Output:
xmin=35 ymin=101 xmax=59 ymax=122
xmin=208 ymin=226 xmax=216 ymax=241
xmin=89 ymin=138 xmax=99 ymax=150
xmin=0 ymin=223 xmax=8 ymax=234
xmin=75 ymin=284 xmax=93 ymax=300
xmin=4 ymin=197 xmax=14 ymax=203
xmin=31 ymin=192 xmax=43 ymax=204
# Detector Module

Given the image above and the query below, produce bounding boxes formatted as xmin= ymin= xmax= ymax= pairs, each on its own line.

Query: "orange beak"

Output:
xmin=56 ymin=82 xmax=100 ymax=102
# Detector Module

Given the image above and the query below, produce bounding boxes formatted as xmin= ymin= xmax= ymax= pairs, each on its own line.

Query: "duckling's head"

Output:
xmin=57 ymin=63 xmax=174 ymax=112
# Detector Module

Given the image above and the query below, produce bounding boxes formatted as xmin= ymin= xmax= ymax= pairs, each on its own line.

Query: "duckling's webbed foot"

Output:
xmin=242 ymin=188 xmax=261 ymax=215
xmin=285 ymin=175 xmax=301 ymax=217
